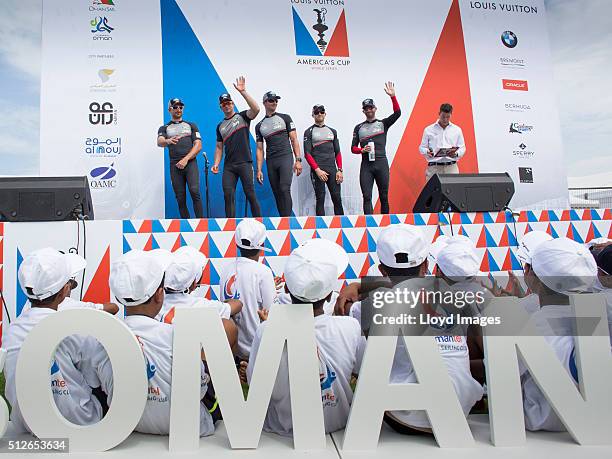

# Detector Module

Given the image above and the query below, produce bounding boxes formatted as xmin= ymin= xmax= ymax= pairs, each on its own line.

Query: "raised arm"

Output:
xmin=234 ymin=76 xmax=260 ymax=120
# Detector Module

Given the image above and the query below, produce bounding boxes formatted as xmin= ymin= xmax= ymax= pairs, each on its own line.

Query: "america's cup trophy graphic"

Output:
xmin=312 ymin=8 xmax=328 ymax=53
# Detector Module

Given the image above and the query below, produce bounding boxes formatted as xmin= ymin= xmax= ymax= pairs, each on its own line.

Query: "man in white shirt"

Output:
xmin=3 ymin=248 xmax=112 ymax=434
xmin=108 ymin=249 xmax=218 ymax=435
xmin=155 ymin=247 xmax=241 ymax=352
xmin=419 ymin=103 xmax=466 ymax=181
xmin=219 ymin=219 xmax=276 ymax=361
xmin=247 ymin=239 xmax=366 ymax=435
xmin=521 ymin=237 xmax=600 ymax=431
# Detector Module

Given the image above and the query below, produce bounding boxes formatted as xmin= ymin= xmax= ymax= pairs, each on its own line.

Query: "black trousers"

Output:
xmin=359 ymin=157 xmax=390 ymax=214
xmin=267 ymin=154 xmax=294 ymax=217
xmin=311 ymin=166 xmax=344 ymax=216
xmin=170 ymin=159 xmax=203 ymax=218
xmin=222 ymin=162 xmax=261 ymax=218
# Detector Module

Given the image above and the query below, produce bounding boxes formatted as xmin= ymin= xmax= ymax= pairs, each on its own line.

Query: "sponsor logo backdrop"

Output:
xmin=39 ymin=0 xmax=568 ymax=219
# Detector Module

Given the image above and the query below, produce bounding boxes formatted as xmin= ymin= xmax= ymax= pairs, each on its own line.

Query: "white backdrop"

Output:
xmin=39 ymin=0 xmax=568 ymax=219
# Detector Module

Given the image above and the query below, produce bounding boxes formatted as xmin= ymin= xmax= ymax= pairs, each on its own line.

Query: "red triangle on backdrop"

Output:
xmin=385 ymin=0 xmax=478 ymax=213
xmin=83 ymin=246 xmax=111 ymax=303
xmin=324 ymin=10 xmax=349 ymax=57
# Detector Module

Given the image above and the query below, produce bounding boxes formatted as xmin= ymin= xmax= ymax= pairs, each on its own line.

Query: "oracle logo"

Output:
xmin=502 ymin=79 xmax=529 ymax=91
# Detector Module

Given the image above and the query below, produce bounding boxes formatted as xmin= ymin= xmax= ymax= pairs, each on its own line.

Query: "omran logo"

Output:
xmin=292 ymin=5 xmax=349 ymax=57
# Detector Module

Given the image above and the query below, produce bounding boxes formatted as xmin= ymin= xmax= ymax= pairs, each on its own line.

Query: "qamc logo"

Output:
xmin=502 ymin=79 xmax=528 ymax=91
xmin=89 ymin=163 xmax=118 ymax=189
xmin=291 ymin=0 xmax=350 ymax=68
xmin=501 ymin=30 xmax=518 ymax=48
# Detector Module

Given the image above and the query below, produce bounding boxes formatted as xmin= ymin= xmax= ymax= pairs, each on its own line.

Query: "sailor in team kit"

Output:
xmin=303 ymin=104 xmax=344 ymax=216
xmin=351 ymin=82 xmax=401 ymax=215
xmin=212 ymin=76 xmax=262 ymax=218
xmin=255 ymin=91 xmax=303 ymax=217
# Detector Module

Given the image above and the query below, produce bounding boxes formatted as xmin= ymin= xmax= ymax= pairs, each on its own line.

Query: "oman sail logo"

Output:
xmin=291 ymin=2 xmax=349 ymax=58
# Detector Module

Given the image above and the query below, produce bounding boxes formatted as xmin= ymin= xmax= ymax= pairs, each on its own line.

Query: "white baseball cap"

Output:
xmin=298 ymin=238 xmax=349 ymax=277
xmin=235 ymin=219 xmax=269 ymax=251
xmin=284 ymin=239 xmax=346 ymax=303
xmin=531 ymin=237 xmax=598 ymax=294
xmin=516 ymin=231 xmax=553 ymax=265
xmin=436 ymin=237 xmax=480 ymax=278
xmin=165 ymin=250 xmax=200 ymax=292
xmin=377 ymin=224 xmax=430 ymax=269
xmin=110 ymin=250 xmax=172 ymax=306
xmin=18 ymin=247 xmax=86 ymax=301
xmin=174 ymin=246 xmax=207 ymax=283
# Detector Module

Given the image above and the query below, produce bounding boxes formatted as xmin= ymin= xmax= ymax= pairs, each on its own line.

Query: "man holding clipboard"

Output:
xmin=419 ymin=103 xmax=465 ymax=181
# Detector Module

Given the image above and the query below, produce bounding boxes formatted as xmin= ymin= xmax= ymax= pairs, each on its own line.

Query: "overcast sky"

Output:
xmin=0 ymin=0 xmax=610 ymax=185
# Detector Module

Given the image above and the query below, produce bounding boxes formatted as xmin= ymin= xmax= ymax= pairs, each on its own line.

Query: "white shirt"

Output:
xmin=520 ymin=304 xmax=584 ymax=431
xmin=120 ymin=315 xmax=214 ymax=436
xmin=419 ymin=121 xmax=466 ymax=163
xmin=156 ymin=291 xmax=231 ymax=324
xmin=274 ymin=291 xmax=339 ymax=316
xmin=3 ymin=307 xmax=108 ymax=433
xmin=247 ymin=314 xmax=366 ymax=435
xmin=385 ymin=280 xmax=483 ymax=429
xmin=219 ymin=257 xmax=276 ymax=359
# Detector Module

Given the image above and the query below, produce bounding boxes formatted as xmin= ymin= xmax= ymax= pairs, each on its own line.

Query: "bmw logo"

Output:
xmin=502 ymin=30 xmax=518 ymax=48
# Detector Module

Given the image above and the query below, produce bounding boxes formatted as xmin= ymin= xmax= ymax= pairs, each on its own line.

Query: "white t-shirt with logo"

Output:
xmin=155 ymin=291 xmax=231 ymax=324
xmin=247 ymin=313 xmax=366 ymax=435
xmin=3 ymin=307 xmax=108 ymax=433
xmin=519 ymin=304 xmax=600 ymax=432
xmin=219 ymin=257 xmax=276 ymax=359
xmin=118 ymin=315 xmax=214 ymax=436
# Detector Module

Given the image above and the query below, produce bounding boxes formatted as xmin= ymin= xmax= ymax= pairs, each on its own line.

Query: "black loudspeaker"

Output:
xmin=413 ymin=173 xmax=515 ymax=213
xmin=0 ymin=176 xmax=94 ymax=222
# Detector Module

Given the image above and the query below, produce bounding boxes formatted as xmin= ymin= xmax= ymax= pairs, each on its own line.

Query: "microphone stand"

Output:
xmin=202 ymin=152 xmax=211 ymax=218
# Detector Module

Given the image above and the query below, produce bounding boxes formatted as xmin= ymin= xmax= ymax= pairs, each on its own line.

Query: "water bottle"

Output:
xmin=368 ymin=141 xmax=375 ymax=162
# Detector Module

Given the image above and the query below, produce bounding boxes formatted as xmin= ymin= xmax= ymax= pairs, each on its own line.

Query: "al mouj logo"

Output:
xmin=89 ymin=101 xmax=117 ymax=125
xmin=90 ymin=69 xmax=116 ymax=92
xmin=509 ymin=122 xmax=534 ymax=134
xmin=91 ymin=16 xmax=114 ymax=40
xmin=502 ymin=79 xmax=528 ymax=91
xmin=90 ymin=0 xmax=116 ymax=12
xmin=89 ymin=163 xmax=118 ymax=189
xmin=512 ymin=142 xmax=535 ymax=159
xmin=501 ymin=30 xmax=518 ymax=48
xmin=291 ymin=0 xmax=350 ymax=70
xmin=85 ymin=137 xmax=122 ymax=157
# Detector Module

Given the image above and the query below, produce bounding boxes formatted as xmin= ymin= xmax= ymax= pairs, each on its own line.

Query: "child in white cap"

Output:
xmin=514 ymin=231 xmax=554 ymax=314
xmin=336 ymin=224 xmax=483 ymax=434
xmin=520 ymin=237 xmax=601 ymax=431
xmin=155 ymin=247 xmax=242 ymax=351
xmin=3 ymin=247 xmax=112 ymax=433
xmin=589 ymin=242 xmax=612 ymax=344
xmin=247 ymin=239 xmax=366 ymax=436
xmin=109 ymin=249 xmax=219 ymax=436
xmin=219 ymin=219 xmax=277 ymax=361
